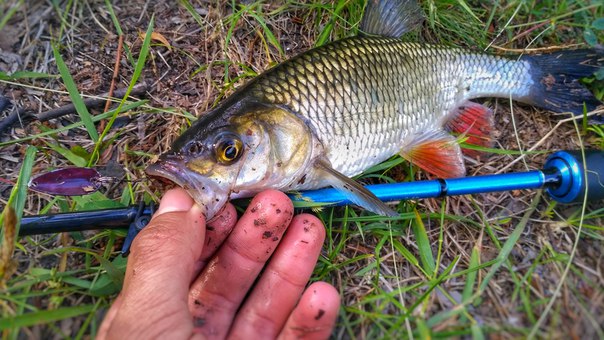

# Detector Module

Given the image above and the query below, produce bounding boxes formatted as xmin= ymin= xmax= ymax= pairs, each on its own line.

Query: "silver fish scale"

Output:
xmin=249 ymin=37 xmax=532 ymax=177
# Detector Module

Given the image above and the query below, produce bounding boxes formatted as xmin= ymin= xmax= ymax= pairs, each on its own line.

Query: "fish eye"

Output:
xmin=214 ymin=133 xmax=243 ymax=164
xmin=184 ymin=141 xmax=203 ymax=156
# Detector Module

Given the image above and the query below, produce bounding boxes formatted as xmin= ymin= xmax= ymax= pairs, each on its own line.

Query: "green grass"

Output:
xmin=1 ymin=0 xmax=603 ymax=338
xmin=0 ymin=0 xmax=22 ymax=33
xmin=52 ymin=44 xmax=99 ymax=142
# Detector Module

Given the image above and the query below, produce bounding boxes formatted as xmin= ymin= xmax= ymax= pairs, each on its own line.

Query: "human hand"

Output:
xmin=98 ymin=188 xmax=340 ymax=339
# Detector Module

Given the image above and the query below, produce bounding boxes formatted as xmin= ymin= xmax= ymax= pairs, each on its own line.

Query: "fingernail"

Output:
xmin=155 ymin=188 xmax=194 ymax=216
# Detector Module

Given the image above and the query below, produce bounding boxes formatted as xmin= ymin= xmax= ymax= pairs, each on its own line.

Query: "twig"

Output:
xmin=0 ymin=107 xmax=34 ymax=135
xmin=509 ymin=20 xmax=550 ymax=45
xmin=0 ymin=96 xmax=10 ymax=112
xmin=37 ymin=81 xmax=148 ymax=122
xmin=490 ymin=43 xmax=584 ymax=54
xmin=99 ymin=35 xmax=125 ymax=132
xmin=104 ymin=35 xmax=124 ymax=113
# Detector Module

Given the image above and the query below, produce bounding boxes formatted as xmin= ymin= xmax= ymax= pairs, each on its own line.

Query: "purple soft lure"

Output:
xmin=28 ymin=167 xmax=102 ymax=196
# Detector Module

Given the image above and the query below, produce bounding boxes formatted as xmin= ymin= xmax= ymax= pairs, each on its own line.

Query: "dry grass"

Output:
xmin=1 ymin=0 xmax=603 ymax=338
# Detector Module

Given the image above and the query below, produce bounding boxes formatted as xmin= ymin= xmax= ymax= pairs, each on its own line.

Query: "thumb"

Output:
xmin=103 ymin=188 xmax=205 ymax=337
xmin=122 ymin=187 xmax=206 ymax=297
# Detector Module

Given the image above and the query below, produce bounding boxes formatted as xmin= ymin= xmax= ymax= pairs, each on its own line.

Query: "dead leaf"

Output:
xmin=82 ymin=185 xmax=96 ymax=193
xmin=0 ymin=206 xmax=18 ymax=288
xmin=140 ymin=31 xmax=172 ymax=51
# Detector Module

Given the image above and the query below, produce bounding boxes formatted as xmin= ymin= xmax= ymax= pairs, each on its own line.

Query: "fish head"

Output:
xmin=146 ymin=103 xmax=315 ymax=221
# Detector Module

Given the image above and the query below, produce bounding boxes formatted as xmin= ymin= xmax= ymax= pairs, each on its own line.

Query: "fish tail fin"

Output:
xmin=522 ymin=49 xmax=603 ymax=122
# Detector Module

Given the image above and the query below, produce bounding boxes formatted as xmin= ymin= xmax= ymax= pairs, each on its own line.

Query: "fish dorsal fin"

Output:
xmin=445 ymin=101 xmax=495 ymax=158
xmin=360 ymin=0 xmax=424 ymax=38
xmin=400 ymin=129 xmax=465 ymax=178
xmin=314 ymin=160 xmax=398 ymax=217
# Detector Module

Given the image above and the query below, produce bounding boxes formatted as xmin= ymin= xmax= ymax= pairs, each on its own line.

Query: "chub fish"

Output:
xmin=147 ymin=0 xmax=603 ymax=220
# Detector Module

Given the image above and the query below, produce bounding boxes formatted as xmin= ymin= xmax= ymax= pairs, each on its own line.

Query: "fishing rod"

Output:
xmin=19 ymin=150 xmax=604 ymax=255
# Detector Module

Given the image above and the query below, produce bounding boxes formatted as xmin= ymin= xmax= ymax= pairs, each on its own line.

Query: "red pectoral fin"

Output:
xmin=445 ymin=101 xmax=494 ymax=157
xmin=400 ymin=130 xmax=465 ymax=179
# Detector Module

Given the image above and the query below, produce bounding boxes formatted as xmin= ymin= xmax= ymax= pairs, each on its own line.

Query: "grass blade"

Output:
xmin=315 ymin=0 xmax=348 ymax=47
xmin=179 ymin=0 xmax=205 ymax=28
xmin=471 ymin=323 xmax=485 ymax=340
xmin=103 ymin=0 xmax=123 ymax=35
xmin=0 ymin=0 xmax=23 ymax=32
xmin=416 ymin=318 xmax=431 ymax=338
xmin=248 ymin=10 xmax=284 ymax=57
xmin=0 ymin=146 xmax=37 ymax=235
xmin=391 ymin=239 xmax=419 ymax=267
xmin=0 ymin=70 xmax=56 ymax=80
xmin=479 ymin=192 xmax=541 ymax=293
xmin=52 ymin=44 xmax=99 ymax=142
xmin=412 ymin=208 xmax=436 ymax=275
xmin=462 ymin=245 xmax=480 ymax=303
xmin=43 ymin=246 xmax=125 ymax=287
xmin=104 ymin=0 xmax=134 ymax=65
xmin=44 ymin=142 xmax=87 ymax=167
xmin=456 ymin=0 xmax=482 ymax=22
xmin=0 ymin=305 xmax=96 ymax=330
xmin=459 ymin=244 xmax=480 ymax=324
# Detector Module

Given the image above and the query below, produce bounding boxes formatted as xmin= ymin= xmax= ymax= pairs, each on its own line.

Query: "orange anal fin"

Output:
xmin=400 ymin=130 xmax=465 ymax=179
xmin=445 ymin=101 xmax=494 ymax=157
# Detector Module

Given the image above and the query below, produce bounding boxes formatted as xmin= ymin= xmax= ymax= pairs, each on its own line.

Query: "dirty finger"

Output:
xmin=227 ymin=214 xmax=326 ymax=338
xmin=193 ymin=203 xmax=238 ymax=275
xmin=278 ymin=282 xmax=340 ymax=340
xmin=188 ymin=190 xmax=294 ymax=339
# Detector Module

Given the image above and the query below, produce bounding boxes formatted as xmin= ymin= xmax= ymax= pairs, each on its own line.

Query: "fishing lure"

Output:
xmin=28 ymin=168 xmax=110 ymax=196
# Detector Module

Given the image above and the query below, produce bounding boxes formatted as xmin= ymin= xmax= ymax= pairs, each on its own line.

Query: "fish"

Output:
xmin=146 ymin=0 xmax=603 ymax=220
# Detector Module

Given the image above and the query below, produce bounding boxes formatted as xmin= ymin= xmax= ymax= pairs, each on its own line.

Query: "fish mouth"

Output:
xmin=146 ymin=154 xmax=229 ymax=221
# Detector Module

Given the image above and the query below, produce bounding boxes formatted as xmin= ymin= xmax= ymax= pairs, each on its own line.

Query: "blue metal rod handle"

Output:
xmin=291 ymin=170 xmax=550 ymax=205
xmin=291 ymin=150 xmax=604 ymax=206
xmin=290 ymin=150 xmax=604 ymax=206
